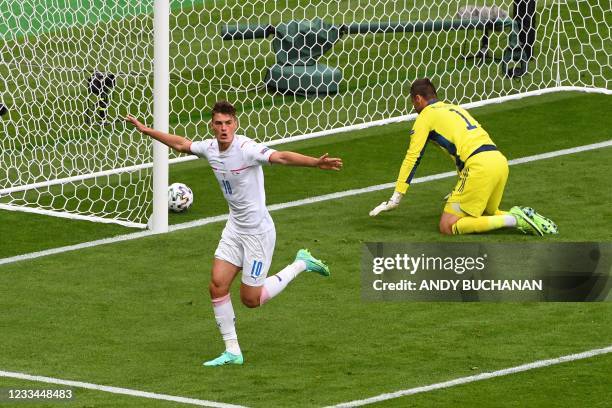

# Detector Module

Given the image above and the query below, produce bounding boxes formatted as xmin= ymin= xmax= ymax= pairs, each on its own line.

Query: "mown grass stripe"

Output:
xmin=0 ymin=139 xmax=610 ymax=267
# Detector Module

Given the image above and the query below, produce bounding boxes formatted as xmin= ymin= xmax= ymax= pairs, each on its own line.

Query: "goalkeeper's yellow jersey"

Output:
xmin=395 ymin=100 xmax=497 ymax=194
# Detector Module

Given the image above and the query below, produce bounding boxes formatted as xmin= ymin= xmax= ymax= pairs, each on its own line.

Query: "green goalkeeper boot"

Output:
xmin=520 ymin=206 xmax=559 ymax=235
xmin=295 ymin=249 xmax=330 ymax=276
xmin=509 ymin=206 xmax=543 ymax=236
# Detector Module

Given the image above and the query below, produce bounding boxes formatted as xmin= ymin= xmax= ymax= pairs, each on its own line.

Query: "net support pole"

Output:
xmin=151 ymin=0 xmax=169 ymax=233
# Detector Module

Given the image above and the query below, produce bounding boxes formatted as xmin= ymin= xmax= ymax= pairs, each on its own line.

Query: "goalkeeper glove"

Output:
xmin=369 ymin=191 xmax=403 ymax=217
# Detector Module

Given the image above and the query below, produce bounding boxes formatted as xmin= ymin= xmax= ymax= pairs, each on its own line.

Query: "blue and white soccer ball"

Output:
xmin=168 ymin=182 xmax=194 ymax=213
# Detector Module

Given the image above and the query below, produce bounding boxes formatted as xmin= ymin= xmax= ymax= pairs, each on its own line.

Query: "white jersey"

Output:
xmin=190 ymin=134 xmax=276 ymax=234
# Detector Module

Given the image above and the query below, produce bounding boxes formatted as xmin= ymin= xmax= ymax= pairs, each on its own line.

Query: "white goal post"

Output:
xmin=0 ymin=0 xmax=609 ymax=230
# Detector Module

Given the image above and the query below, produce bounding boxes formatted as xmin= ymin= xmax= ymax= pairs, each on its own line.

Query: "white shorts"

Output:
xmin=214 ymin=226 xmax=276 ymax=287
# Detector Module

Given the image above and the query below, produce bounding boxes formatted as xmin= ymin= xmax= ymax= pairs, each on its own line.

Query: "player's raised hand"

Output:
xmin=125 ymin=115 xmax=148 ymax=132
xmin=316 ymin=153 xmax=343 ymax=171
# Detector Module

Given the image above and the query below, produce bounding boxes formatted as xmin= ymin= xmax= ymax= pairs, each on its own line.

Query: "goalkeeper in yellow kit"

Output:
xmin=370 ymin=78 xmax=558 ymax=236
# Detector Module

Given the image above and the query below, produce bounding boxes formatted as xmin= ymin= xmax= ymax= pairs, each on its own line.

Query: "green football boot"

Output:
xmin=202 ymin=351 xmax=243 ymax=367
xmin=295 ymin=249 xmax=330 ymax=277
xmin=520 ymin=207 xmax=559 ymax=235
xmin=509 ymin=206 xmax=543 ymax=236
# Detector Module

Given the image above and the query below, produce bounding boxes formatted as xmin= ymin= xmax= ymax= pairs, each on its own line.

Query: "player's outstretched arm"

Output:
xmin=125 ymin=115 xmax=192 ymax=154
xmin=269 ymin=151 xmax=342 ymax=171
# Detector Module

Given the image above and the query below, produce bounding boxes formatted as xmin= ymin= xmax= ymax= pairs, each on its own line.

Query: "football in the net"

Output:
xmin=168 ymin=182 xmax=194 ymax=213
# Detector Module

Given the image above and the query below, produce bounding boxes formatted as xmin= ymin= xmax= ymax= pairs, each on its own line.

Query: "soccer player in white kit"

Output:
xmin=126 ymin=101 xmax=342 ymax=366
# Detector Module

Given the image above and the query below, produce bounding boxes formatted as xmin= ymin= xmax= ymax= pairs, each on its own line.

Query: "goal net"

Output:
xmin=0 ymin=0 xmax=609 ymax=228
xmin=0 ymin=1 xmax=154 ymax=228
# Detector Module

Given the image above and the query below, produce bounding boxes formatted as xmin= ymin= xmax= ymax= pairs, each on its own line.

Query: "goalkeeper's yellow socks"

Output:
xmin=452 ymin=214 xmax=516 ymax=234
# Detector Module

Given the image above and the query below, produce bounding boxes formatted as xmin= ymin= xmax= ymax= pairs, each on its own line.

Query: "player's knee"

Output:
xmin=439 ymin=219 xmax=455 ymax=235
xmin=209 ymin=280 xmax=229 ymax=298
xmin=439 ymin=212 xmax=460 ymax=235
xmin=240 ymin=294 xmax=260 ymax=308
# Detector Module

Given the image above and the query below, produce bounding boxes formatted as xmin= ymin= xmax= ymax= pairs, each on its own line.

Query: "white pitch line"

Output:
xmin=0 ymin=230 xmax=157 ymax=266
xmin=0 ymin=139 xmax=610 ymax=267
xmin=327 ymin=345 xmax=612 ymax=407
xmin=2 ymin=345 xmax=610 ymax=407
xmin=0 ymin=369 xmax=248 ymax=408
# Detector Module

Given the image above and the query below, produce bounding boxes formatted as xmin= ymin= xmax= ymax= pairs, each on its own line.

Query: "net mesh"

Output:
xmin=0 ymin=0 xmax=609 ymax=227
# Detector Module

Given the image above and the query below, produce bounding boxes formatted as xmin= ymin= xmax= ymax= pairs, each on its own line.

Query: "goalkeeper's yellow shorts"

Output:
xmin=444 ymin=150 xmax=509 ymax=217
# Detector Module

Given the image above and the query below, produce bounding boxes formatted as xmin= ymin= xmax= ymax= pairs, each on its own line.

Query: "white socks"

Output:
xmin=211 ymin=294 xmax=241 ymax=355
xmin=259 ymin=260 xmax=307 ymax=305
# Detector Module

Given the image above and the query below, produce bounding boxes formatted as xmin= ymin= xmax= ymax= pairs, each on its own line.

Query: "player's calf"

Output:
xmin=240 ymin=284 xmax=263 ymax=308
xmin=447 ymin=212 xmax=517 ymax=235
xmin=240 ymin=297 xmax=260 ymax=308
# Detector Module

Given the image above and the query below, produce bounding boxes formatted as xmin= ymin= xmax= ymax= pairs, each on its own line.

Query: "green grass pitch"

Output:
xmin=0 ymin=92 xmax=611 ymax=407
xmin=0 ymin=0 xmax=611 ymax=406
